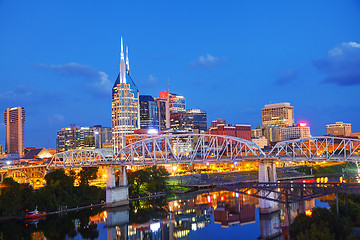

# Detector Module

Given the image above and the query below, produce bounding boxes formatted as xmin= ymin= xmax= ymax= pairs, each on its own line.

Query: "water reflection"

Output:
xmin=0 ymin=191 xmax=330 ymax=239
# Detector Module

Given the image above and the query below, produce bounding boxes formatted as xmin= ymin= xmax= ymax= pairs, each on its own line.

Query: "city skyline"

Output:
xmin=1 ymin=0 xmax=360 ymax=148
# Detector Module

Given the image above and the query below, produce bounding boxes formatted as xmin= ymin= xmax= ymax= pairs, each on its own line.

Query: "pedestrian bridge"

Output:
xmin=2 ymin=134 xmax=360 ymax=208
xmin=47 ymin=135 xmax=360 ymax=168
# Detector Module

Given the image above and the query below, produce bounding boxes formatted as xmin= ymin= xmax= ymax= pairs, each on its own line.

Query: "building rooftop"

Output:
xmin=264 ymin=102 xmax=291 ymax=108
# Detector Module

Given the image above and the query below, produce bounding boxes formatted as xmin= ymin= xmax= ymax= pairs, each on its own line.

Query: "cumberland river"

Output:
xmin=0 ymin=190 xmax=331 ymax=240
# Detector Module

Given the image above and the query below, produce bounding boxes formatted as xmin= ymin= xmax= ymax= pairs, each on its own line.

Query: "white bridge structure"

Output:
xmin=2 ymin=134 xmax=360 ymax=208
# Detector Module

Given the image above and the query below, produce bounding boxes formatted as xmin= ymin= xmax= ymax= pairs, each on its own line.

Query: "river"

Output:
xmin=0 ymin=189 xmax=332 ymax=240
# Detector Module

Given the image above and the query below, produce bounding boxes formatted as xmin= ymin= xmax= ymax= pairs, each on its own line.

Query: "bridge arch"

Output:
xmin=268 ymin=136 xmax=360 ymax=161
xmin=48 ymin=148 xmax=113 ymax=168
xmin=115 ymin=134 xmax=265 ymax=165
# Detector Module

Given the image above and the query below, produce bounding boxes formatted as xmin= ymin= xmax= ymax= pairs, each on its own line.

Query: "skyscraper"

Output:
xmin=155 ymin=94 xmax=170 ymax=131
xmin=169 ymin=93 xmax=186 ymax=113
xmin=139 ymin=95 xmax=159 ymax=130
xmin=262 ymin=102 xmax=294 ymax=128
xmin=112 ymin=37 xmax=140 ymax=152
xmin=4 ymin=106 xmax=25 ymax=157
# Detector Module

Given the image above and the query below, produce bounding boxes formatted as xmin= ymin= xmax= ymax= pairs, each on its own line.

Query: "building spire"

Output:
xmin=126 ymin=46 xmax=130 ymax=74
xmin=120 ymin=36 xmax=126 ymax=84
xmin=120 ymin=37 xmax=124 ymax=60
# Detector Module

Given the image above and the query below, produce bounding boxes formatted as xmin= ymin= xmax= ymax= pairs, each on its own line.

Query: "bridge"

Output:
xmin=1 ymin=134 xmax=360 ymax=207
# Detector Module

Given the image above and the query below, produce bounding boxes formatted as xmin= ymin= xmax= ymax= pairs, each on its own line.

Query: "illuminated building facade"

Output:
xmin=139 ymin=95 xmax=159 ymax=130
xmin=155 ymin=92 xmax=170 ymax=131
xmin=169 ymin=109 xmax=207 ymax=132
xmin=262 ymin=102 xmax=294 ymax=128
xmin=56 ymin=125 xmax=111 ymax=152
xmin=187 ymin=109 xmax=207 ymax=131
xmin=208 ymin=124 xmax=251 ymax=141
xmin=280 ymin=123 xmax=311 ymax=141
xmin=264 ymin=125 xmax=281 ymax=144
xmin=112 ymin=38 xmax=140 ymax=152
xmin=169 ymin=92 xmax=186 ymax=113
xmin=4 ymin=106 xmax=25 ymax=157
xmin=326 ymin=122 xmax=351 ymax=136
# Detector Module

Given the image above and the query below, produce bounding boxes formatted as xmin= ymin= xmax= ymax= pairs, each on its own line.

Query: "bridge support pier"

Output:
xmin=258 ymin=161 xmax=279 ymax=214
xmin=106 ymin=166 xmax=129 ymax=207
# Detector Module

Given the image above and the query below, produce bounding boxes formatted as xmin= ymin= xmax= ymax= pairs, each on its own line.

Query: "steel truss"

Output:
xmin=46 ymin=135 xmax=360 ymax=169
xmin=115 ymin=134 xmax=265 ymax=165
xmin=48 ymin=149 xmax=114 ymax=168
xmin=217 ymin=182 xmax=360 ymax=204
xmin=269 ymin=136 xmax=360 ymax=161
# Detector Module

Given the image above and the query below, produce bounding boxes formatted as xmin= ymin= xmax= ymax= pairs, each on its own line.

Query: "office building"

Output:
xmin=112 ymin=38 xmax=140 ymax=152
xmin=280 ymin=123 xmax=311 ymax=141
xmin=169 ymin=92 xmax=186 ymax=113
xmin=155 ymin=92 xmax=171 ymax=131
xmin=92 ymin=125 xmax=112 ymax=148
xmin=4 ymin=106 xmax=25 ymax=157
xmin=208 ymin=123 xmax=251 ymax=141
xmin=186 ymin=109 xmax=207 ymax=132
xmin=170 ymin=109 xmax=207 ymax=132
xmin=56 ymin=125 xmax=111 ymax=152
xmin=326 ymin=122 xmax=351 ymax=136
xmin=264 ymin=125 xmax=281 ymax=144
xmin=262 ymin=102 xmax=294 ymax=128
xmin=139 ymin=95 xmax=159 ymax=130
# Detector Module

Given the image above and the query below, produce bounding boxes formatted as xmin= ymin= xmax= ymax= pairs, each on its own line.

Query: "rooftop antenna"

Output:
xmin=167 ymin=76 xmax=170 ymax=93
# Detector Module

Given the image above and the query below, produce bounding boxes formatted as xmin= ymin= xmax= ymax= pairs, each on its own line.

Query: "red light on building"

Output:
xmin=298 ymin=122 xmax=307 ymax=127
xmin=159 ymin=91 xmax=169 ymax=98
xmin=305 ymin=209 xmax=312 ymax=217
xmin=220 ymin=195 xmax=225 ymax=201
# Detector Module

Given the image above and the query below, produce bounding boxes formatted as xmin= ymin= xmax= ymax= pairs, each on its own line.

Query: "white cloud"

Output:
xmin=190 ymin=54 xmax=227 ymax=68
xmin=314 ymin=41 xmax=360 ymax=86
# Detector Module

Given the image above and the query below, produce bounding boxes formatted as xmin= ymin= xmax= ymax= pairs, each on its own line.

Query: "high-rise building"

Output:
xmin=262 ymin=102 xmax=294 ymax=128
xmin=280 ymin=123 xmax=311 ymax=141
xmin=169 ymin=93 xmax=186 ymax=113
xmin=186 ymin=109 xmax=207 ymax=132
xmin=155 ymin=94 xmax=170 ymax=131
xmin=56 ymin=125 xmax=111 ymax=152
xmin=139 ymin=95 xmax=159 ymax=130
xmin=92 ymin=125 xmax=112 ymax=148
xmin=326 ymin=122 xmax=351 ymax=136
xmin=112 ymin=38 xmax=140 ymax=152
xmin=4 ymin=107 xmax=25 ymax=157
xmin=170 ymin=109 xmax=207 ymax=132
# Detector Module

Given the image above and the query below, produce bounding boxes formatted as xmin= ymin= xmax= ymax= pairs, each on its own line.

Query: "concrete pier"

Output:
xmin=106 ymin=166 xmax=129 ymax=207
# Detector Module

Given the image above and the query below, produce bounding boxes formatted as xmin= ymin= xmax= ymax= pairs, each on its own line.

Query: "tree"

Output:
xmin=0 ymin=178 xmax=35 ymax=216
xmin=78 ymin=167 xmax=98 ymax=186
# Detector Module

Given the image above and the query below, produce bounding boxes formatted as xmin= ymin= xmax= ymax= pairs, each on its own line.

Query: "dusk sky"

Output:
xmin=1 ymin=0 xmax=360 ymax=148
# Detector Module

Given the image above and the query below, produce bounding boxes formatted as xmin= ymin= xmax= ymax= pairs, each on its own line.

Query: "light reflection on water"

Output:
xmin=3 ymin=190 xmax=335 ymax=240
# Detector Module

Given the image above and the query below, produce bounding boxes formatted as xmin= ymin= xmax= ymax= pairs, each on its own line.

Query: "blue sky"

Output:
xmin=1 ymin=0 xmax=360 ymax=148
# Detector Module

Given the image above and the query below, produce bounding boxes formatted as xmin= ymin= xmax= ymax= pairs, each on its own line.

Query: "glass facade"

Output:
xmin=139 ymin=95 xmax=159 ymax=130
xmin=112 ymin=40 xmax=140 ymax=152
xmin=56 ymin=125 xmax=112 ymax=152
